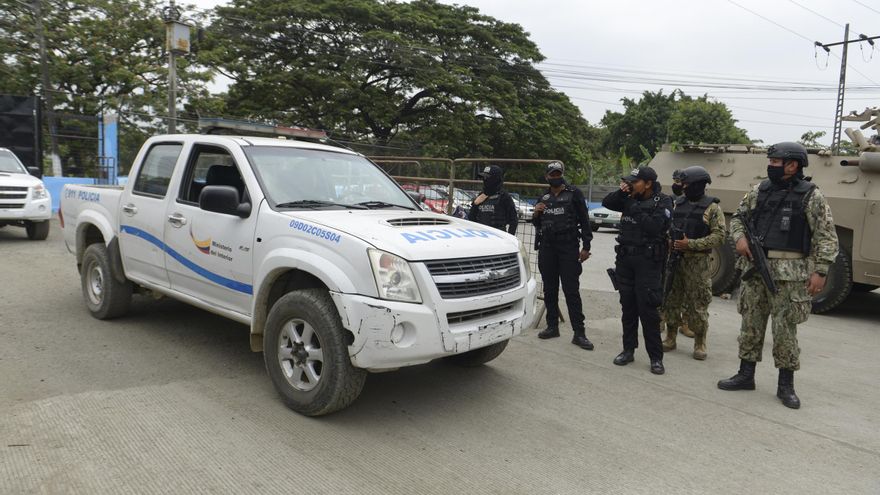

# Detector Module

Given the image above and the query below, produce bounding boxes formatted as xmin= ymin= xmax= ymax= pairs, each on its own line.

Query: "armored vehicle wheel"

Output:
xmin=26 ymin=220 xmax=50 ymax=240
xmin=851 ymin=283 xmax=878 ymax=293
xmin=445 ymin=340 xmax=509 ymax=367
xmin=811 ymin=249 xmax=853 ymax=314
xmin=264 ymin=289 xmax=367 ymax=416
xmin=81 ymin=243 xmax=132 ymax=319
xmin=710 ymin=238 xmax=740 ymax=295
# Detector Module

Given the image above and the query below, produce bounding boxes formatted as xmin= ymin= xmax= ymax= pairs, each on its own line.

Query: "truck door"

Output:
xmin=162 ymin=143 xmax=257 ymax=315
xmin=118 ymin=142 xmax=184 ymax=288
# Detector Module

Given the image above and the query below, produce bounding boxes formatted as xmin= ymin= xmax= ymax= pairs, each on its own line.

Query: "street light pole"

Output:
xmin=162 ymin=0 xmax=185 ymax=134
xmin=31 ymin=0 xmax=62 ymax=176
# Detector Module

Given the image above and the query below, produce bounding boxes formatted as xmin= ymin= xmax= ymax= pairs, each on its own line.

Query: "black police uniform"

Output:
xmin=467 ymin=191 xmax=518 ymax=235
xmin=532 ymin=184 xmax=592 ymax=336
xmin=603 ymin=182 xmax=673 ymax=366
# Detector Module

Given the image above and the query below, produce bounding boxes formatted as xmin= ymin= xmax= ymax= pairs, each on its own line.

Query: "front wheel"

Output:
xmin=811 ymin=248 xmax=853 ymax=314
xmin=263 ymin=290 xmax=367 ymax=416
xmin=25 ymin=220 xmax=50 ymax=240
xmin=445 ymin=340 xmax=509 ymax=367
xmin=81 ymin=243 xmax=132 ymax=319
xmin=710 ymin=237 xmax=740 ymax=295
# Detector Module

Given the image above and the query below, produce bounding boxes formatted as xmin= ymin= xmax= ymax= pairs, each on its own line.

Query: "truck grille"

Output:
xmin=386 ymin=217 xmax=451 ymax=226
xmin=0 ymin=203 xmax=24 ymax=209
xmin=0 ymin=186 xmax=28 ymax=201
xmin=0 ymin=186 xmax=28 ymax=192
xmin=425 ymin=253 xmax=521 ymax=299
xmin=0 ymin=193 xmax=26 ymax=199
xmin=447 ymin=303 xmax=515 ymax=325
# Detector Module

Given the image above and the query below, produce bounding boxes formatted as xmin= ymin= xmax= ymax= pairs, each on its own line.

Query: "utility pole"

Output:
xmin=32 ymin=0 xmax=62 ymax=176
xmin=816 ymin=26 xmax=879 ymax=154
xmin=162 ymin=0 xmax=190 ymax=134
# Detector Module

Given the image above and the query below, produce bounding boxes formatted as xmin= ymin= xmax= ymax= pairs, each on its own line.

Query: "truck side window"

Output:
xmin=179 ymin=145 xmax=247 ymax=205
xmin=133 ymin=143 xmax=182 ymax=198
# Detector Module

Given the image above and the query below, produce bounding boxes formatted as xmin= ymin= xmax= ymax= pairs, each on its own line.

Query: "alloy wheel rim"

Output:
xmin=277 ymin=318 xmax=324 ymax=392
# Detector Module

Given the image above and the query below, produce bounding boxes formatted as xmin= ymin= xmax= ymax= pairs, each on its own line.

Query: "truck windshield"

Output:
xmin=245 ymin=146 xmax=415 ymax=210
xmin=0 ymin=151 xmax=27 ymax=174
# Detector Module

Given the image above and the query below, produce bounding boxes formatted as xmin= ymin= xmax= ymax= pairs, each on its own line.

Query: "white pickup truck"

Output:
xmin=61 ymin=134 xmax=537 ymax=415
xmin=0 ymin=147 xmax=51 ymax=240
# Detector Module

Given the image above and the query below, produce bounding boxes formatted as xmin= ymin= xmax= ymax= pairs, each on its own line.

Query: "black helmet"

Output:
xmin=680 ymin=165 xmax=711 ymax=185
xmin=767 ymin=141 xmax=808 ymax=168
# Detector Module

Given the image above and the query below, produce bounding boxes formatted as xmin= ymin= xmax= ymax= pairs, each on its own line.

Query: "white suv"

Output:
xmin=0 ymin=148 xmax=51 ymax=240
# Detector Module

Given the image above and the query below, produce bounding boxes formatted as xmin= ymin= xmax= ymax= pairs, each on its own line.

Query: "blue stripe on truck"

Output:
xmin=120 ymin=225 xmax=254 ymax=295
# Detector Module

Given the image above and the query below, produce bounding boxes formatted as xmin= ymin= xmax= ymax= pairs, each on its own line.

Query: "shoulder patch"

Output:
xmin=542 ymin=194 xmax=550 ymax=201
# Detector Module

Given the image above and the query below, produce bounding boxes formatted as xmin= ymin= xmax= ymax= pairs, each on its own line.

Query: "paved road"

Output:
xmin=1 ymin=222 xmax=878 ymax=494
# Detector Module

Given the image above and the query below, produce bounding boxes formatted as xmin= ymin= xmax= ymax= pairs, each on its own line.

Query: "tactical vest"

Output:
xmin=752 ymin=179 xmax=815 ymax=254
xmin=540 ymin=187 xmax=577 ymax=241
xmin=618 ymin=193 xmax=667 ymax=246
xmin=672 ymin=195 xmax=718 ymax=240
xmin=475 ymin=192 xmax=508 ymax=230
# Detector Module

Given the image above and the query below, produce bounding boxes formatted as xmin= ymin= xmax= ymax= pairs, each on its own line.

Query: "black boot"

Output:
xmin=717 ymin=359 xmax=756 ymax=391
xmin=777 ymin=368 xmax=801 ymax=409
xmin=538 ymin=326 xmax=560 ymax=339
xmin=650 ymin=359 xmax=665 ymax=375
xmin=571 ymin=332 xmax=594 ymax=350
xmin=613 ymin=349 xmax=635 ymax=366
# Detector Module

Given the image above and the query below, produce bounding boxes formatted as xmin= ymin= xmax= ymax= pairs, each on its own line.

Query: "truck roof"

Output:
xmin=148 ymin=134 xmax=361 ymax=156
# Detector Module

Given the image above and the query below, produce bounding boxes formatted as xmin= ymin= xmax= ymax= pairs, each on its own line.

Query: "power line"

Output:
xmin=786 ymin=0 xmax=845 ymax=28
xmin=851 ymin=0 xmax=880 ymax=15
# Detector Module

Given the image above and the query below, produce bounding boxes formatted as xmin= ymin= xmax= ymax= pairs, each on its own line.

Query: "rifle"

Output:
xmin=741 ymin=210 xmax=779 ymax=294
xmin=663 ymin=227 xmax=684 ymax=295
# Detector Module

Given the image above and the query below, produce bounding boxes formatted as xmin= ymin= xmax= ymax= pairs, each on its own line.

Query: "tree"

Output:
xmin=202 ymin=0 xmax=599 ymax=182
xmin=798 ymin=130 xmax=827 ymax=148
xmin=667 ymin=97 xmax=749 ymax=145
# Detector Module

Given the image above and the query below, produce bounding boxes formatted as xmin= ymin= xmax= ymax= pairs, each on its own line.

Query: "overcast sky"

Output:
xmin=191 ymin=0 xmax=880 ymax=146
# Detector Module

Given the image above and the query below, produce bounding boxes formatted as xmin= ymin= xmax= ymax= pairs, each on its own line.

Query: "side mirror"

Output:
xmin=199 ymin=185 xmax=250 ymax=218
xmin=27 ymin=166 xmax=41 ymax=177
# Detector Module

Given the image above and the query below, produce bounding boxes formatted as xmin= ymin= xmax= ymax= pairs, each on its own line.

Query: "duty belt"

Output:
xmin=766 ymin=250 xmax=806 ymax=260
xmin=615 ymin=244 xmax=661 ymax=256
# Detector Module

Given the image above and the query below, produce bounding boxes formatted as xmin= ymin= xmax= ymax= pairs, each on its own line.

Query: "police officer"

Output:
xmin=468 ymin=165 xmax=518 ymax=235
xmin=661 ymin=166 xmax=727 ymax=360
xmin=603 ymin=167 xmax=673 ymax=374
xmin=718 ymin=142 xmax=838 ymax=409
xmin=532 ymin=161 xmax=594 ymax=350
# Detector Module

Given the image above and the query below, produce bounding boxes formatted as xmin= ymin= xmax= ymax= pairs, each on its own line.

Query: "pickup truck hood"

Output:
xmin=284 ymin=210 xmax=520 ymax=261
xmin=0 ymin=172 xmax=42 ymax=188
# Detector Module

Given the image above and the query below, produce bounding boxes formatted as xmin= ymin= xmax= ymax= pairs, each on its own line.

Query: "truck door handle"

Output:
xmin=167 ymin=213 xmax=187 ymax=228
xmin=122 ymin=203 xmax=138 ymax=215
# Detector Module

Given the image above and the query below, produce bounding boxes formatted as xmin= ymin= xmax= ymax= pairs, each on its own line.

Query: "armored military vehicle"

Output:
xmin=649 ymin=108 xmax=880 ymax=313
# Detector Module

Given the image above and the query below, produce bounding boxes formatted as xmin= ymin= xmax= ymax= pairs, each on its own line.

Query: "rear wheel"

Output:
xmin=25 ymin=220 xmax=50 ymax=240
xmin=81 ymin=243 xmax=132 ymax=319
xmin=263 ymin=289 xmax=367 ymax=416
xmin=445 ymin=340 xmax=509 ymax=367
xmin=710 ymin=237 xmax=740 ymax=295
xmin=811 ymin=248 xmax=853 ymax=314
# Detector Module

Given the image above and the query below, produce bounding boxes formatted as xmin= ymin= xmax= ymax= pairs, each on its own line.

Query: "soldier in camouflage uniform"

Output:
xmin=661 ymin=166 xmax=727 ymax=360
xmin=718 ymin=142 xmax=838 ymax=409
xmin=661 ymin=169 xmax=695 ymax=339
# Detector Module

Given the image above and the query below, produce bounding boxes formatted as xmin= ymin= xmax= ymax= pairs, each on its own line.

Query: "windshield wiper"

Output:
xmin=276 ymin=200 xmax=367 ymax=209
xmin=356 ymin=201 xmax=415 ymax=210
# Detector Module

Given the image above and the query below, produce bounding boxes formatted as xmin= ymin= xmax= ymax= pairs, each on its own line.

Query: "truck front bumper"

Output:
xmin=331 ymin=276 xmax=538 ymax=371
xmin=0 ymin=198 xmax=52 ymax=222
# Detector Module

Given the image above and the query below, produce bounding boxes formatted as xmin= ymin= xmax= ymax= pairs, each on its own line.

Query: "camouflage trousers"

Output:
xmin=662 ymin=254 xmax=712 ymax=337
xmin=736 ymin=277 xmax=812 ymax=370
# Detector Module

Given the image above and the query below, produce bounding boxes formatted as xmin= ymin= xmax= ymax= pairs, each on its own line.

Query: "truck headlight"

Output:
xmin=31 ymin=184 xmax=48 ymax=199
xmin=519 ymin=241 xmax=531 ymax=280
xmin=368 ymin=249 xmax=422 ymax=303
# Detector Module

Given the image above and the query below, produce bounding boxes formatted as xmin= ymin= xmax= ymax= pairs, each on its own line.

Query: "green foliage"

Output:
xmin=798 ymin=130 xmax=827 ymax=148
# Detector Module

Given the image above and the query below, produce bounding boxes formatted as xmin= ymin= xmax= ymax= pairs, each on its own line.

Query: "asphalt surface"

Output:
xmin=1 ymin=221 xmax=878 ymax=494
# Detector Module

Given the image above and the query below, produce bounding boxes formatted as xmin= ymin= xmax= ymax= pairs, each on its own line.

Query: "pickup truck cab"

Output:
xmin=61 ymin=134 xmax=537 ymax=415
xmin=0 ymin=147 xmax=51 ymax=240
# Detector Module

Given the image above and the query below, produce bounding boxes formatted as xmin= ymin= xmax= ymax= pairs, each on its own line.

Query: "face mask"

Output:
xmin=483 ymin=176 xmax=502 ymax=194
xmin=684 ymin=182 xmax=706 ymax=200
xmin=671 ymin=184 xmax=683 ymax=196
xmin=767 ymin=165 xmax=786 ymax=185
xmin=548 ymin=177 xmax=565 ymax=187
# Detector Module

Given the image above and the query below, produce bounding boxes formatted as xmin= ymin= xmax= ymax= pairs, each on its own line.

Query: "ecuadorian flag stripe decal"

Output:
xmin=121 ymin=225 xmax=253 ymax=295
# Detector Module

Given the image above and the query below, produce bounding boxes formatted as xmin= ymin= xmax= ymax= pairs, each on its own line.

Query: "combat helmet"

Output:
xmin=680 ymin=165 xmax=712 ymax=184
xmin=767 ymin=142 xmax=809 ymax=168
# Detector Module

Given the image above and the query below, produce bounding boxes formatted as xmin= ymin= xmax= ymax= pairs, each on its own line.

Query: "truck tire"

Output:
xmin=26 ymin=220 xmax=50 ymax=240
xmin=710 ymin=237 xmax=740 ymax=295
xmin=263 ymin=289 xmax=367 ymax=416
xmin=81 ymin=243 xmax=133 ymax=319
xmin=811 ymin=249 xmax=853 ymax=314
xmin=445 ymin=340 xmax=509 ymax=367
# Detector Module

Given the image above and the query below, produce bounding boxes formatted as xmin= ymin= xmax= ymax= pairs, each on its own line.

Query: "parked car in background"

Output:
xmin=0 ymin=147 xmax=51 ymax=240
xmin=588 ymin=205 xmax=621 ymax=231
xmin=509 ymin=192 xmax=535 ymax=221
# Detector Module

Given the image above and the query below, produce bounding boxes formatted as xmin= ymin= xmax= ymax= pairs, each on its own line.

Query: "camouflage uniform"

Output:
xmin=662 ymin=202 xmax=726 ymax=357
xmin=729 ymin=185 xmax=838 ymax=370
